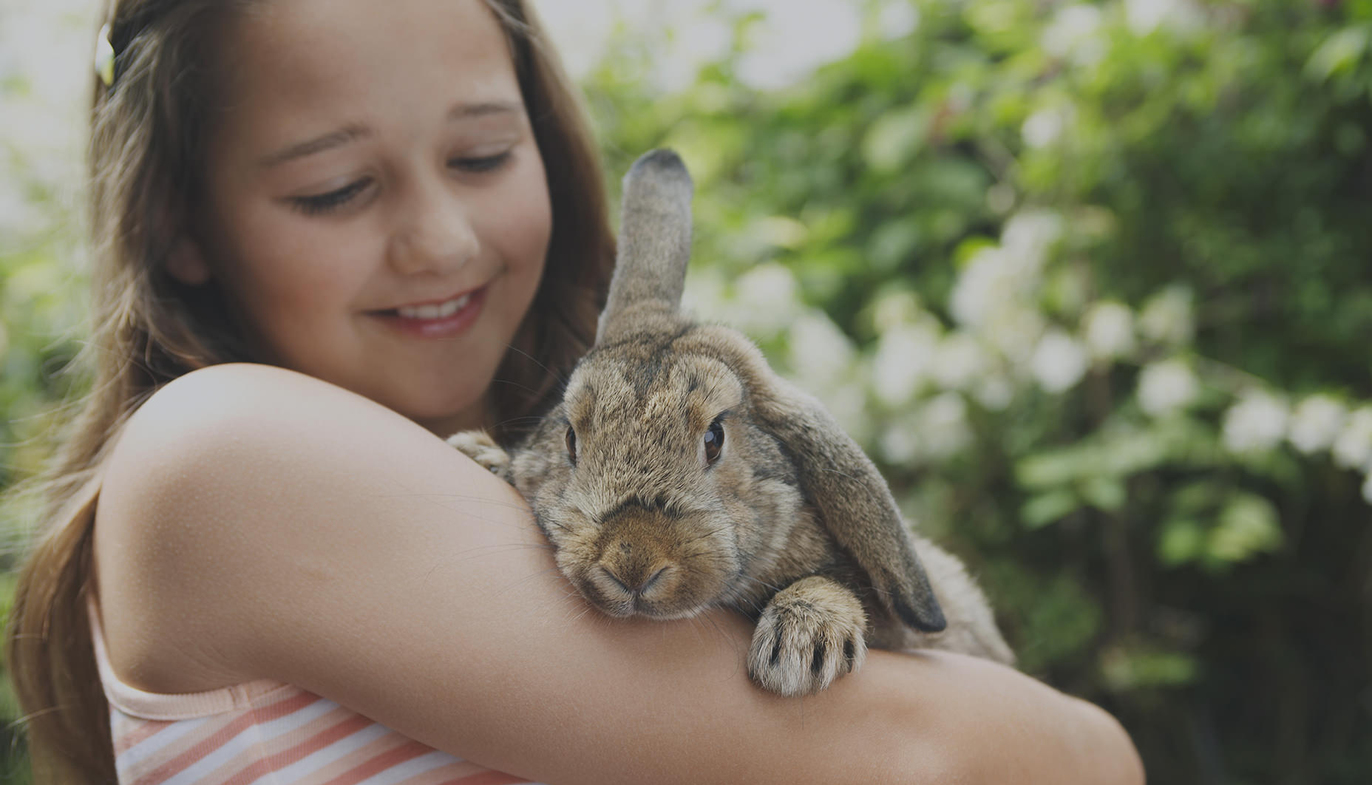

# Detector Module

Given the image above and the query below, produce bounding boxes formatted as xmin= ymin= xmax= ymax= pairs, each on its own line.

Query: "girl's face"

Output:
xmin=179 ymin=0 xmax=552 ymax=435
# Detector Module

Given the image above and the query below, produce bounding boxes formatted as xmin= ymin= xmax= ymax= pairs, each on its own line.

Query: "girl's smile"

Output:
xmin=369 ymin=282 xmax=490 ymax=340
xmin=168 ymin=0 xmax=553 ymax=436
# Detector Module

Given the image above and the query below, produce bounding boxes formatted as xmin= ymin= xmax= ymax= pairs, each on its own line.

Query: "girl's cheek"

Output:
xmin=493 ymin=156 xmax=553 ymax=266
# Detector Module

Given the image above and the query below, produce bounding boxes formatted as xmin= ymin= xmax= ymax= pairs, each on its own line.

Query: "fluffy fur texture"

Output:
xmin=450 ymin=149 xmax=1013 ymax=696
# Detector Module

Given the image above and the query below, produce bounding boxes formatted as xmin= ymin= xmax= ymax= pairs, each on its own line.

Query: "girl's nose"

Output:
xmin=386 ymin=184 xmax=479 ymax=276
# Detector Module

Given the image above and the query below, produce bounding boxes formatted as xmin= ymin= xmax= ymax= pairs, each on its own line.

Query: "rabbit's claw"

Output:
xmin=446 ymin=430 xmax=514 ymax=484
xmin=747 ymin=576 xmax=868 ymax=697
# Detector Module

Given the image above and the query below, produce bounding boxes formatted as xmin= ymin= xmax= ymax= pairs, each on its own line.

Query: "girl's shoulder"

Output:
xmin=92 ymin=361 xmax=472 ymax=695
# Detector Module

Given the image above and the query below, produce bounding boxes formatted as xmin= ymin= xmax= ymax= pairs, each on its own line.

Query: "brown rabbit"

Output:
xmin=449 ymin=149 xmax=1013 ymax=697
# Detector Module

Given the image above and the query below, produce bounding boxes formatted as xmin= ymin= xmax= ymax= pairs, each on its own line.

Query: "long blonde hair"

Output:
xmin=5 ymin=2 xmax=614 ymax=781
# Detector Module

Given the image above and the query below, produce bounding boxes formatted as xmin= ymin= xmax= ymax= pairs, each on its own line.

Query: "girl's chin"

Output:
xmin=405 ymin=399 xmax=490 ymax=437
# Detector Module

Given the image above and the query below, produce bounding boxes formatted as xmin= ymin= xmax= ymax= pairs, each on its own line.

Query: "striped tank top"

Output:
xmin=88 ymin=595 xmax=544 ymax=785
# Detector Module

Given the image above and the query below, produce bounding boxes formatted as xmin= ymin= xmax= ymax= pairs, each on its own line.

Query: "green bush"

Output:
xmin=581 ymin=1 xmax=1372 ymax=782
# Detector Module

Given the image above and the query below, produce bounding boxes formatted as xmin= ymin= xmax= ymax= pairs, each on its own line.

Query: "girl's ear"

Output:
xmin=166 ymin=235 xmax=213 ymax=286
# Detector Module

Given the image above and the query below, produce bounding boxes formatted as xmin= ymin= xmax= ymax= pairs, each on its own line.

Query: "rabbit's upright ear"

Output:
xmin=757 ymin=385 xmax=948 ymax=633
xmin=597 ymin=149 xmax=694 ymax=341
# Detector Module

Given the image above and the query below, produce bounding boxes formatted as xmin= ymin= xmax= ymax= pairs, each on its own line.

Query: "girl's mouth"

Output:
xmin=371 ymin=285 xmax=488 ymax=339
xmin=396 ymin=291 xmax=474 ymax=319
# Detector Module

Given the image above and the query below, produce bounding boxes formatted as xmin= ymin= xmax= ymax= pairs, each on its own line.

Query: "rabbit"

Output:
xmin=448 ymin=149 xmax=1013 ymax=697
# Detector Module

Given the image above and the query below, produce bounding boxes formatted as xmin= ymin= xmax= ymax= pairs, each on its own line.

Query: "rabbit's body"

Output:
xmin=450 ymin=150 xmax=1012 ymax=696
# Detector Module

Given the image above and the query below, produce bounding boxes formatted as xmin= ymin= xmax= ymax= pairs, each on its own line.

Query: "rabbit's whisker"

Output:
xmin=501 ymin=341 xmax=571 ymax=389
xmin=491 ymin=565 xmax=566 ymax=597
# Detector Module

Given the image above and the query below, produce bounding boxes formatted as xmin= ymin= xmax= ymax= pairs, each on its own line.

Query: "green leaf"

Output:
xmin=1016 ymin=446 xmax=1096 ymax=489
xmin=1021 ymin=489 xmax=1081 ymax=529
xmin=1206 ymin=493 xmax=1284 ymax=564
xmin=1101 ymin=646 xmax=1200 ymax=692
xmin=1158 ymin=516 xmax=1205 ymax=567
xmin=867 ymin=219 xmax=922 ymax=272
xmin=1080 ymin=476 xmax=1127 ymax=513
xmin=861 ymin=106 xmax=929 ymax=173
xmin=1305 ymin=26 xmax=1370 ymax=82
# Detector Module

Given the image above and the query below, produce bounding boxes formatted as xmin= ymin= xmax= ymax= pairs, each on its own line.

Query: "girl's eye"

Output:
xmin=291 ymin=179 xmax=370 ymax=215
xmin=451 ymin=150 xmax=513 ymax=174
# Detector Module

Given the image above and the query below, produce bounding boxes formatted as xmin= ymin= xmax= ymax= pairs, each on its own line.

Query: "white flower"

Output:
xmin=974 ymin=374 xmax=1017 ymax=411
xmin=881 ymin=420 xmax=922 ymax=466
xmin=1022 ymin=108 xmax=1067 ymax=149
xmin=919 ymin=392 xmax=974 ymax=459
xmin=1042 ymin=4 xmax=1103 ymax=58
xmin=872 ymin=322 xmax=941 ymax=407
xmin=1137 ymin=359 xmax=1199 ymax=417
xmin=1125 ymin=0 xmax=1204 ymax=37
xmin=877 ymin=0 xmax=920 ymax=39
xmin=1222 ymin=391 xmax=1290 ymax=455
xmin=819 ymin=379 xmax=873 ymax=447
xmin=1287 ymin=395 xmax=1348 ymax=455
xmin=1138 ymin=285 xmax=1195 ymax=346
xmin=1001 ymin=211 xmax=1064 ymax=265
xmin=0 ymin=175 xmax=44 ymax=239
xmin=931 ymin=332 xmax=987 ymax=391
xmin=1082 ymin=301 xmax=1137 ymax=361
xmin=870 ymin=290 xmax=927 ymax=334
xmin=989 ymin=307 xmax=1048 ymax=370
xmin=1332 ymin=407 xmax=1372 ymax=470
xmin=681 ymin=269 xmax=729 ymax=322
xmin=879 ymin=393 xmax=974 ymax=466
xmin=1030 ymin=329 xmax=1089 ymax=394
xmin=731 ymin=263 xmax=802 ymax=339
xmin=949 ymin=247 xmax=1013 ymax=329
xmin=950 ymin=212 xmax=1060 ymax=331
xmin=734 ymin=0 xmax=863 ymax=90
xmin=787 ymin=311 xmax=855 ymax=386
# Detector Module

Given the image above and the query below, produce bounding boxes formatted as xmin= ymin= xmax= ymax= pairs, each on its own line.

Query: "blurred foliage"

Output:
xmin=585 ymin=1 xmax=1372 ymax=782
xmin=5 ymin=0 xmax=1372 ymax=783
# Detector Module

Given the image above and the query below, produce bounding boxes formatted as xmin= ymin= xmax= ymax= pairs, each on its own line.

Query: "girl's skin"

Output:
xmin=166 ymin=0 xmax=550 ymax=436
xmin=90 ymin=1 xmax=1145 ymax=783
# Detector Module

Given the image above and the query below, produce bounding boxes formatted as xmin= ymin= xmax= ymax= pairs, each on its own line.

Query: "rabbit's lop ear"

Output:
xmin=759 ymin=391 xmax=948 ymax=633
xmin=598 ymin=149 xmax=694 ymax=341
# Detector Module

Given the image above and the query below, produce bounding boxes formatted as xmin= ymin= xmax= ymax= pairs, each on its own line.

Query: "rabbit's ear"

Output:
xmin=597 ymin=149 xmax=694 ymax=341
xmin=757 ymin=387 xmax=948 ymax=633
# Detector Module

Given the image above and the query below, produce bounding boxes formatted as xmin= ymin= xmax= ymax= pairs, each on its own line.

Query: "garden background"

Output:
xmin=3 ymin=0 xmax=1371 ymax=782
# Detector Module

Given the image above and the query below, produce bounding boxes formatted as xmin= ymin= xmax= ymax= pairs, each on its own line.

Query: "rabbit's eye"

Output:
xmin=566 ymin=426 xmax=578 ymax=465
xmin=703 ymin=418 xmax=725 ymax=465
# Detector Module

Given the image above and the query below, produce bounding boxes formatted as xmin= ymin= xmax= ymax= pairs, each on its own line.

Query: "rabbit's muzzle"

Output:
xmin=565 ymin=505 xmax=740 ymax=620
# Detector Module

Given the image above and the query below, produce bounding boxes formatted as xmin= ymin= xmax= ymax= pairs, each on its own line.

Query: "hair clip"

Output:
xmin=95 ymin=22 xmax=116 ymax=87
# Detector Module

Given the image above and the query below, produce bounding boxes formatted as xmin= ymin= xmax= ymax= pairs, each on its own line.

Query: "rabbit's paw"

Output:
xmin=446 ymin=430 xmax=513 ymax=483
xmin=748 ymin=576 xmax=868 ymax=697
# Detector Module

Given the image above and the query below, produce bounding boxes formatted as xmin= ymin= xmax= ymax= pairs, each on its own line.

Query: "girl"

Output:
xmin=6 ymin=1 xmax=1145 ymax=783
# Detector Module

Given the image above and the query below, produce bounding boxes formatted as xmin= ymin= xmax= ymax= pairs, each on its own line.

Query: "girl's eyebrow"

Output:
xmin=259 ymin=124 xmax=369 ymax=169
xmin=258 ymin=102 xmax=524 ymax=169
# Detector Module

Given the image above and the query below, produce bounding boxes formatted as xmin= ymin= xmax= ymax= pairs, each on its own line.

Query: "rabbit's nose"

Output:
xmin=600 ymin=562 xmax=671 ymax=597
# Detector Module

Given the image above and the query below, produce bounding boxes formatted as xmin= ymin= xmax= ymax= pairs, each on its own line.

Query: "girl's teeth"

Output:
xmin=397 ymin=293 xmax=472 ymax=320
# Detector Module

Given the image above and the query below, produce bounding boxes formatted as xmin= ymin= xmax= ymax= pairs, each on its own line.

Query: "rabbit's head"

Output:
xmin=513 ymin=327 xmax=810 ymax=619
xmin=510 ymin=150 xmax=947 ymax=632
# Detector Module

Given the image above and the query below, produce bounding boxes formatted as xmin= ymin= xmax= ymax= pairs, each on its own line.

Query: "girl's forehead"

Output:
xmin=216 ymin=0 xmax=520 ymax=149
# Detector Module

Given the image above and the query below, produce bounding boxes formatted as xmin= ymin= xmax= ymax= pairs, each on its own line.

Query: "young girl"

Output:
xmin=6 ymin=1 xmax=1145 ymax=783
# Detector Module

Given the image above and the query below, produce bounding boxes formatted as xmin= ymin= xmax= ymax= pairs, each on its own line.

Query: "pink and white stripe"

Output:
xmin=90 ymin=597 xmax=538 ymax=785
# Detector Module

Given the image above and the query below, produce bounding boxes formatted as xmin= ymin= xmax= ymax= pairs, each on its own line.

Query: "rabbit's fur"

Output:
xmin=449 ymin=149 xmax=1012 ymax=696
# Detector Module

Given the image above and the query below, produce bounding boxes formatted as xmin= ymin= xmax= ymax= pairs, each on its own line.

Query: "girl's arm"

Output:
xmin=94 ymin=362 xmax=1143 ymax=785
